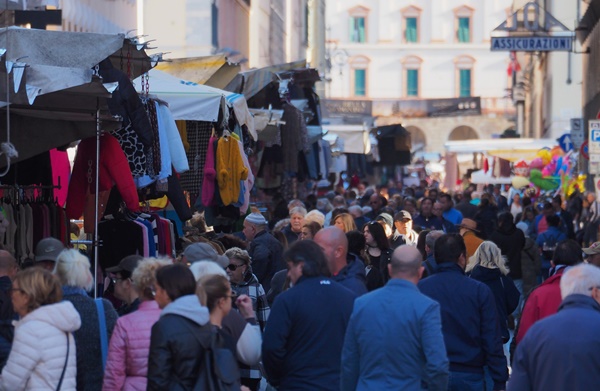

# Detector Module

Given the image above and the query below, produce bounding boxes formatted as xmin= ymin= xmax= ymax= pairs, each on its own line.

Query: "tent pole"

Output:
xmin=94 ymin=102 xmax=101 ymax=299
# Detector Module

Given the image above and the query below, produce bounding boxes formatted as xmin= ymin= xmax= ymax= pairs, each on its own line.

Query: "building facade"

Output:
xmin=324 ymin=0 xmax=516 ymax=154
xmin=60 ymin=0 xmax=137 ymax=33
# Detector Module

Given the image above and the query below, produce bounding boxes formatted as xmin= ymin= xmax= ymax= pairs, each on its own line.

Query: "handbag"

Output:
xmin=95 ymin=298 xmax=108 ymax=371
xmin=56 ymin=332 xmax=70 ymax=391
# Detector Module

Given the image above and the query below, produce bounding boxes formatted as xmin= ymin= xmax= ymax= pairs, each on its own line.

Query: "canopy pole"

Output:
xmin=94 ymin=102 xmax=101 ymax=299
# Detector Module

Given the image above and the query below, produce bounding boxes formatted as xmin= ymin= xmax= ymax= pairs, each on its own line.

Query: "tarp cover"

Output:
xmin=155 ymin=54 xmax=241 ymax=89
xmin=135 ymin=69 xmax=256 ymax=139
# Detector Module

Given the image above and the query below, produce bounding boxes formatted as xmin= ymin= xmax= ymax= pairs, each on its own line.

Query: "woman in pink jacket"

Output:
xmin=102 ymin=257 xmax=170 ymax=391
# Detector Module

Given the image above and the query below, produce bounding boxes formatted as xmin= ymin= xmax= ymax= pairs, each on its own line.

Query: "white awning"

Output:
xmin=323 ymin=124 xmax=371 ymax=154
xmin=445 ymin=138 xmax=557 ymax=162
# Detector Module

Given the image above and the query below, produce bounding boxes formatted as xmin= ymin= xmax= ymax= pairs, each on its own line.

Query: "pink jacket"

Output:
xmin=102 ymin=300 xmax=161 ymax=391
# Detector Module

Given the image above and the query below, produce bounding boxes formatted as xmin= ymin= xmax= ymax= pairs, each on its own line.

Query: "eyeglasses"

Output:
xmin=111 ymin=277 xmax=126 ymax=285
xmin=226 ymin=264 xmax=244 ymax=271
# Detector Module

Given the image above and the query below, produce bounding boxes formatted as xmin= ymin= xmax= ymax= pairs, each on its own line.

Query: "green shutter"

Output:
xmin=407 ymin=69 xmax=418 ymax=96
xmin=405 ymin=17 xmax=417 ymax=43
xmin=354 ymin=69 xmax=366 ymax=96
xmin=458 ymin=17 xmax=470 ymax=43
xmin=350 ymin=17 xmax=366 ymax=43
xmin=357 ymin=17 xmax=365 ymax=43
xmin=459 ymin=69 xmax=471 ymax=97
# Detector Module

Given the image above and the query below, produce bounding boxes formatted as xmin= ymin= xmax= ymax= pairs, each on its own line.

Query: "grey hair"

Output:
xmin=348 ymin=205 xmax=363 ymax=217
xmin=289 ymin=206 xmax=307 ymax=217
xmin=466 ymin=241 xmax=510 ymax=275
xmin=560 ymin=263 xmax=600 ymax=299
xmin=190 ymin=261 xmax=228 ymax=281
xmin=425 ymin=230 xmax=444 ymax=250
xmin=224 ymin=247 xmax=251 ymax=265
xmin=53 ymin=249 xmax=94 ymax=291
xmin=305 ymin=210 xmax=325 ymax=227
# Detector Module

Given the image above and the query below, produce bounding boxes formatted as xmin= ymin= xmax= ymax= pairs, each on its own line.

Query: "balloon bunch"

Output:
xmin=528 ymin=148 xmax=569 ymax=191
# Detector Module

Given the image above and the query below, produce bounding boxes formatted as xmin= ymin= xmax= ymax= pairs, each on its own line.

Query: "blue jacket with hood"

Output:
xmin=331 ymin=253 xmax=368 ymax=297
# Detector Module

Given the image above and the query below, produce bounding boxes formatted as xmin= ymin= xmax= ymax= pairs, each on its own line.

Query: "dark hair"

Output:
xmin=522 ymin=196 xmax=532 ymax=208
xmin=346 ymin=230 xmax=366 ymax=257
xmin=284 ymin=240 xmax=329 ymax=278
xmin=439 ymin=193 xmax=452 ymax=203
xmin=197 ymin=274 xmax=230 ymax=312
xmin=303 ymin=221 xmax=322 ymax=237
xmin=543 ymin=202 xmax=554 ymax=211
xmin=155 ymin=264 xmax=197 ymax=302
xmin=553 ymin=239 xmax=582 ymax=266
xmin=417 ymin=229 xmax=431 ymax=259
xmin=420 ymin=197 xmax=434 ymax=208
xmin=434 ymin=233 xmax=466 ymax=264
xmin=546 ymin=214 xmax=560 ymax=227
xmin=364 ymin=221 xmax=390 ymax=250
xmin=330 ymin=207 xmax=349 ymax=223
xmin=497 ymin=212 xmax=514 ymax=228
xmin=216 ymin=234 xmax=247 ymax=250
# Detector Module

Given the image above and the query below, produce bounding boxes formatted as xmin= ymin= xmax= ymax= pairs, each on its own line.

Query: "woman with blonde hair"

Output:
xmin=333 ymin=213 xmax=357 ymax=233
xmin=102 ymin=257 xmax=171 ymax=391
xmin=0 ymin=267 xmax=80 ymax=390
xmin=467 ymin=241 xmax=520 ymax=343
xmin=54 ymin=249 xmax=118 ymax=391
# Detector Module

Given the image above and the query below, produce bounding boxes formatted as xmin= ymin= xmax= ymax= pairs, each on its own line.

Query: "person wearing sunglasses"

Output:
xmin=106 ymin=254 xmax=143 ymax=316
xmin=224 ymin=248 xmax=270 ymax=332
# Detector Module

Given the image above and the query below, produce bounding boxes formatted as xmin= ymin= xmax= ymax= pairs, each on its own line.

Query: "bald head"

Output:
xmin=0 ymin=250 xmax=17 ymax=280
xmin=389 ymin=245 xmax=423 ymax=281
xmin=314 ymin=227 xmax=349 ymax=275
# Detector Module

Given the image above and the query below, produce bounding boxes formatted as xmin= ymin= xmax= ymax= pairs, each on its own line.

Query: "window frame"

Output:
xmin=349 ymin=55 xmax=371 ymax=98
xmin=401 ymin=55 xmax=423 ymax=98
xmin=349 ymin=6 xmax=370 ymax=43
xmin=401 ymin=5 xmax=421 ymax=44
xmin=454 ymin=5 xmax=474 ymax=43
xmin=454 ymin=55 xmax=476 ymax=97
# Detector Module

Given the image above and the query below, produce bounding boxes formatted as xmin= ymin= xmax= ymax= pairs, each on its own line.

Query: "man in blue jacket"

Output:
xmin=314 ymin=227 xmax=368 ymax=296
xmin=341 ymin=245 xmax=449 ymax=390
xmin=509 ymin=263 xmax=600 ymax=390
xmin=418 ymin=233 xmax=508 ymax=391
xmin=262 ymin=240 xmax=356 ymax=391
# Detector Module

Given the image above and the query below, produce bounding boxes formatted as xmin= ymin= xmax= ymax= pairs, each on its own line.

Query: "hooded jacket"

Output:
xmin=490 ymin=224 xmax=526 ymax=279
xmin=147 ymin=295 xmax=211 ymax=391
xmin=102 ymin=300 xmax=161 ymax=391
xmin=332 ymin=253 xmax=368 ymax=297
xmin=0 ymin=301 xmax=80 ymax=391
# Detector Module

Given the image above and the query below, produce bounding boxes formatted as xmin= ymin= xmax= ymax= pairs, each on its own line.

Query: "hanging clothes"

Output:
xmin=201 ymin=135 xmax=218 ymax=207
xmin=216 ymin=134 xmax=248 ymax=206
xmin=66 ymin=134 xmax=140 ymax=220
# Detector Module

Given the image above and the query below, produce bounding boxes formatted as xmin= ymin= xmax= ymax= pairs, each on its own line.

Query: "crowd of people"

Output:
xmin=0 ymin=178 xmax=598 ymax=390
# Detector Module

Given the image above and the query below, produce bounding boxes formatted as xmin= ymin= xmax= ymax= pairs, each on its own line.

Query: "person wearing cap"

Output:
xmin=341 ymin=246 xmax=449 ymax=390
xmin=34 ymin=237 xmax=65 ymax=271
xmin=107 ymin=255 xmax=143 ymax=316
xmin=182 ymin=242 xmax=229 ymax=268
xmin=418 ymin=234 xmax=508 ymax=391
xmin=243 ymin=212 xmax=284 ymax=292
xmin=457 ymin=218 xmax=484 ymax=260
xmin=584 ymin=241 xmax=600 ymax=267
xmin=391 ymin=210 xmax=418 ymax=248
xmin=375 ymin=213 xmax=394 ymax=240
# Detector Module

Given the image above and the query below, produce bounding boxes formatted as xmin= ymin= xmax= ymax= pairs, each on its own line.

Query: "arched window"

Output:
xmin=349 ymin=6 xmax=369 ymax=43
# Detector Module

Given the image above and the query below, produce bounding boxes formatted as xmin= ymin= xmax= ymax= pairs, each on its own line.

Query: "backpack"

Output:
xmin=192 ymin=325 xmax=241 ymax=391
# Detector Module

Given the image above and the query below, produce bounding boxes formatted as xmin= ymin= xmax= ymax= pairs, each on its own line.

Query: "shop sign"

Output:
xmin=491 ymin=2 xmax=573 ymax=52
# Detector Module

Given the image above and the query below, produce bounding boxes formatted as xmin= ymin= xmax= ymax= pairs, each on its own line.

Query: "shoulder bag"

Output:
xmin=95 ymin=298 xmax=108 ymax=371
xmin=56 ymin=332 xmax=70 ymax=391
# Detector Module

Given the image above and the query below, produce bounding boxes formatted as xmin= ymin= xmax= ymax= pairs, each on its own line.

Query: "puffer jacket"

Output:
xmin=0 ymin=301 xmax=80 ymax=391
xmin=146 ymin=295 xmax=210 ymax=391
xmin=102 ymin=300 xmax=161 ymax=391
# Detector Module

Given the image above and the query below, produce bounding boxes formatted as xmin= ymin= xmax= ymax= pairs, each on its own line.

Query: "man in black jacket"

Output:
xmin=243 ymin=213 xmax=284 ymax=292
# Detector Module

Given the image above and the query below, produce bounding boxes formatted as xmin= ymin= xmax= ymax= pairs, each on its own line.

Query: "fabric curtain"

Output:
xmin=459 ymin=69 xmax=471 ymax=97
xmin=407 ymin=69 xmax=418 ymax=97
xmin=458 ymin=17 xmax=470 ymax=42
xmin=405 ymin=17 xmax=417 ymax=43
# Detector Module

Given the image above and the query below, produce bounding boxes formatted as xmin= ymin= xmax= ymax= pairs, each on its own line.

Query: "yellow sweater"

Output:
xmin=216 ymin=136 xmax=248 ymax=206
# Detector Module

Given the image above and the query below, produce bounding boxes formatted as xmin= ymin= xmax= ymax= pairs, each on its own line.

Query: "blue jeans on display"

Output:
xmin=448 ymin=371 xmax=485 ymax=391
